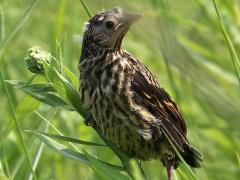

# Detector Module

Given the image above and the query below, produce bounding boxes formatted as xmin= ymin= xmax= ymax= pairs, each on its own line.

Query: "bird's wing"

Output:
xmin=129 ymin=59 xmax=188 ymax=152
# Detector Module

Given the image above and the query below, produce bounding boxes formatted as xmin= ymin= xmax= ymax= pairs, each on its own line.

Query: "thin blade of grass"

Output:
xmin=212 ymin=0 xmax=240 ymax=84
xmin=33 ymin=110 xmax=80 ymax=152
xmin=95 ymin=128 xmax=143 ymax=180
xmin=30 ymin=130 xmax=125 ymax=171
xmin=0 ymin=0 xmax=39 ymax=54
xmin=0 ymin=72 xmax=37 ymax=180
xmin=53 ymin=68 xmax=88 ymax=116
xmin=11 ymin=109 xmax=57 ymax=179
xmin=28 ymin=131 xmax=106 ymax=147
xmin=56 ymin=40 xmax=64 ymax=75
xmin=0 ymin=3 xmax=4 ymax=43
xmin=79 ymin=0 xmax=92 ymax=17
xmin=237 ymin=152 xmax=240 ymax=167
xmin=163 ymin=131 xmax=197 ymax=180
xmin=0 ymin=137 xmax=12 ymax=180
xmin=26 ymin=109 xmax=57 ymax=180
xmin=83 ymin=149 xmax=130 ymax=180
xmin=63 ymin=66 xmax=79 ymax=88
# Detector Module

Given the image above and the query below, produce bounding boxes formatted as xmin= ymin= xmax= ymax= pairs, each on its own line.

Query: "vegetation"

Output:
xmin=0 ymin=0 xmax=240 ymax=179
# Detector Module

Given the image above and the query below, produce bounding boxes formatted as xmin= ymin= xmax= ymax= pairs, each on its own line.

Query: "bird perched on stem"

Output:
xmin=78 ymin=8 xmax=203 ymax=180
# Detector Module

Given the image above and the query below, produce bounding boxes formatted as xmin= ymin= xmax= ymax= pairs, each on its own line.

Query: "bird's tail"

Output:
xmin=181 ymin=143 xmax=203 ymax=168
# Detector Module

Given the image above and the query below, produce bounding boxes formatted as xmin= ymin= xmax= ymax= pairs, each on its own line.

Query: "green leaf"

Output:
xmin=94 ymin=128 xmax=146 ymax=179
xmin=33 ymin=131 xmax=106 ymax=147
xmin=5 ymin=80 xmax=73 ymax=110
xmin=83 ymin=149 xmax=130 ymax=180
xmin=63 ymin=65 xmax=79 ymax=88
xmin=29 ymin=130 xmax=125 ymax=171
xmin=5 ymin=80 xmax=55 ymax=92
xmin=53 ymin=69 xmax=88 ymax=117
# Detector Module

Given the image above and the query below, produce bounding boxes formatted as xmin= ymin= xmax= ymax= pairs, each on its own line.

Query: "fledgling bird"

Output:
xmin=78 ymin=8 xmax=203 ymax=180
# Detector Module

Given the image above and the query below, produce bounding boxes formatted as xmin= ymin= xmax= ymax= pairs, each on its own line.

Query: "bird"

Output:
xmin=78 ymin=8 xmax=203 ymax=180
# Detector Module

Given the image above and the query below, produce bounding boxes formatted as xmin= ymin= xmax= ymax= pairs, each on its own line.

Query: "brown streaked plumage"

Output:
xmin=78 ymin=8 xmax=203 ymax=180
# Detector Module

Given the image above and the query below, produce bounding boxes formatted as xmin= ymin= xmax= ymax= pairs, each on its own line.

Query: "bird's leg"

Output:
xmin=164 ymin=156 xmax=174 ymax=180
xmin=166 ymin=164 xmax=174 ymax=180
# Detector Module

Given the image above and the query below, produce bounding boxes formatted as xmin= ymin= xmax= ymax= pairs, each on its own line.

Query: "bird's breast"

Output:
xmin=79 ymin=52 xmax=131 ymax=110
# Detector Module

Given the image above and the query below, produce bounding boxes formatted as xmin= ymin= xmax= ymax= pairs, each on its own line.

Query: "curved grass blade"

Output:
xmin=79 ymin=0 xmax=92 ymax=17
xmin=63 ymin=65 xmax=79 ymax=88
xmin=52 ymin=68 xmax=88 ymax=116
xmin=5 ymin=80 xmax=55 ymax=92
xmin=0 ymin=3 xmax=4 ymax=43
xmin=30 ymin=130 xmax=125 ymax=171
xmin=0 ymin=0 xmax=39 ymax=53
xmin=5 ymin=80 xmax=74 ymax=110
xmin=163 ymin=131 xmax=197 ymax=180
xmin=212 ymin=0 xmax=240 ymax=84
xmin=83 ymin=149 xmax=130 ymax=180
xmin=0 ymin=136 xmax=12 ymax=180
xmin=0 ymin=72 xmax=37 ymax=180
xmin=27 ymin=131 xmax=106 ymax=147
xmin=26 ymin=109 xmax=57 ymax=180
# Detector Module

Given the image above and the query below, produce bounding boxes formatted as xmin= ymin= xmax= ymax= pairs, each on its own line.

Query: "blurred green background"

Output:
xmin=0 ymin=0 xmax=240 ymax=179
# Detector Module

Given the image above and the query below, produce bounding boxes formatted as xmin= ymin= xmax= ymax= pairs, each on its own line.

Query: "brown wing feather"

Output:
xmin=130 ymin=62 xmax=188 ymax=152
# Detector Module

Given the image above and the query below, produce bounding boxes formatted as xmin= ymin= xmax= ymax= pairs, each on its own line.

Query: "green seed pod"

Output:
xmin=25 ymin=47 xmax=52 ymax=74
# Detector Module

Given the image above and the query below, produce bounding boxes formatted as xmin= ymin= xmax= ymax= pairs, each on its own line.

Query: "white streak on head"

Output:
xmin=97 ymin=16 xmax=104 ymax=22
xmin=83 ymin=22 xmax=90 ymax=31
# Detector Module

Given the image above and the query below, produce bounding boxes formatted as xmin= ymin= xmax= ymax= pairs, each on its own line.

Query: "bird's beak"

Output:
xmin=121 ymin=12 xmax=143 ymax=26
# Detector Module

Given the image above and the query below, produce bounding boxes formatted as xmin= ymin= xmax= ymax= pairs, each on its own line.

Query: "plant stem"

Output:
xmin=79 ymin=0 xmax=92 ymax=18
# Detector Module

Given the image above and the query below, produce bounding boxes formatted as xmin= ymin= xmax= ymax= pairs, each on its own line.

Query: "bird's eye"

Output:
xmin=105 ymin=21 xmax=115 ymax=29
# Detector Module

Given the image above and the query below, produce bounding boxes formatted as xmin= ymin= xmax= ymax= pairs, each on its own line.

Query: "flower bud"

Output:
xmin=25 ymin=47 xmax=52 ymax=74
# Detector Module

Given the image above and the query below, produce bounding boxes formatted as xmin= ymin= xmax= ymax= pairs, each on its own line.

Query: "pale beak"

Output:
xmin=122 ymin=12 xmax=143 ymax=26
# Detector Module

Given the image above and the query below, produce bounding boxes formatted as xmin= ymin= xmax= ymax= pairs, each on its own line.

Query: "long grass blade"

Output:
xmin=27 ymin=109 xmax=57 ymax=180
xmin=83 ymin=149 xmax=130 ymax=180
xmin=0 ymin=0 xmax=39 ymax=54
xmin=163 ymin=131 xmax=197 ymax=180
xmin=28 ymin=131 xmax=106 ymax=147
xmin=0 ymin=137 xmax=12 ymax=180
xmin=10 ymin=109 xmax=56 ymax=179
xmin=0 ymin=72 xmax=37 ymax=180
xmin=31 ymin=130 xmax=125 ymax=171
xmin=237 ymin=152 xmax=240 ymax=167
xmin=212 ymin=0 xmax=240 ymax=83
xmin=79 ymin=0 xmax=92 ymax=17
xmin=0 ymin=3 xmax=4 ymax=43
xmin=33 ymin=110 xmax=81 ymax=152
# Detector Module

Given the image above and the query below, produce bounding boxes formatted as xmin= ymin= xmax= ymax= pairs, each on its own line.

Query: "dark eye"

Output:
xmin=105 ymin=21 xmax=115 ymax=29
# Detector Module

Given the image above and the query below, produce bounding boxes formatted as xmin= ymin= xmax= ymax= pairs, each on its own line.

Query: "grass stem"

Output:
xmin=0 ymin=72 xmax=37 ymax=180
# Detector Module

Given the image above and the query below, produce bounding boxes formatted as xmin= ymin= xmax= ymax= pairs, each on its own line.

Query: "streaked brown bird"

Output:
xmin=78 ymin=8 xmax=203 ymax=180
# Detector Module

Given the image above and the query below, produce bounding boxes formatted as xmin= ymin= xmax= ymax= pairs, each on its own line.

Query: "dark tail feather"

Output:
xmin=181 ymin=143 xmax=203 ymax=168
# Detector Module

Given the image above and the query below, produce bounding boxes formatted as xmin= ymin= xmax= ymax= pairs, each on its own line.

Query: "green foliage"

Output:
xmin=0 ymin=0 xmax=240 ymax=180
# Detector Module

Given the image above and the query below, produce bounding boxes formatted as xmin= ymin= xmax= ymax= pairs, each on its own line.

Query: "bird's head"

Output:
xmin=82 ymin=8 xmax=143 ymax=51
